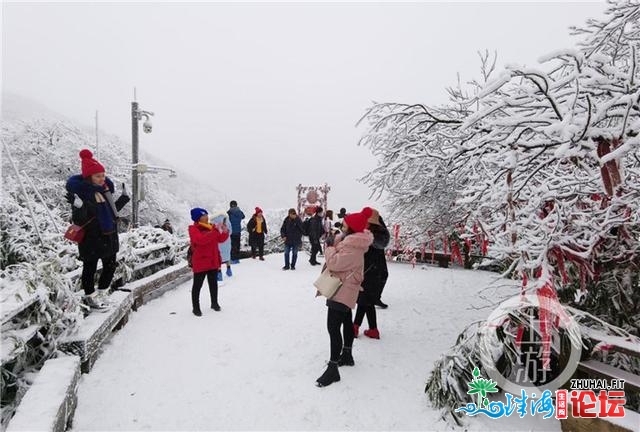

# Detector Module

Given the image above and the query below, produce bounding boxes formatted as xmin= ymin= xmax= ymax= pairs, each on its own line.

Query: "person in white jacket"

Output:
xmin=323 ymin=210 xmax=336 ymax=247
xmin=211 ymin=213 xmax=233 ymax=281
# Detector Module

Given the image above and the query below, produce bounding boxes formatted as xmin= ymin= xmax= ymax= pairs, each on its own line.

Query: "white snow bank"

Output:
xmin=7 ymin=355 xmax=81 ymax=432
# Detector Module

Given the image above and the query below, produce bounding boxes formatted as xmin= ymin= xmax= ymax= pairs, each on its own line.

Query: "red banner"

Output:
xmin=393 ymin=224 xmax=400 ymax=250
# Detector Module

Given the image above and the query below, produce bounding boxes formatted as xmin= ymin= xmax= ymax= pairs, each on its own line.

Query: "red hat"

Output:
xmin=80 ymin=149 xmax=105 ymax=178
xmin=255 ymin=207 xmax=263 ymax=214
xmin=343 ymin=207 xmax=373 ymax=233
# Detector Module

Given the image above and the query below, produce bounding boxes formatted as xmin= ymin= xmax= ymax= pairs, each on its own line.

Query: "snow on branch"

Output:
xmin=359 ymin=0 xmax=640 ymax=297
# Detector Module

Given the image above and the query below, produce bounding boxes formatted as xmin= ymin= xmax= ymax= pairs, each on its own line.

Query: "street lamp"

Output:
xmin=131 ymin=100 xmax=154 ymax=228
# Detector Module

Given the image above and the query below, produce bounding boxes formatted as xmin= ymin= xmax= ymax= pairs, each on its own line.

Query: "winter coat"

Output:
xmin=280 ymin=216 xmax=304 ymax=246
xmin=66 ymin=175 xmax=130 ymax=262
xmin=324 ymin=230 xmax=374 ymax=309
xmin=211 ymin=214 xmax=232 ymax=263
xmin=308 ymin=215 xmax=324 ymax=241
xmin=188 ymin=223 xmax=230 ymax=273
xmin=227 ymin=207 xmax=245 ymax=235
xmin=247 ymin=215 xmax=268 ymax=246
xmin=359 ymin=218 xmax=390 ymax=304
xmin=323 ymin=218 xmax=333 ymax=236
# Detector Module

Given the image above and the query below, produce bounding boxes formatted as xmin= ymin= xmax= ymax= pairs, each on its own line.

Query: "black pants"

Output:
xmin=192 ymin=269 xmax=219 ymax=312
xmin=251 ymin=234 xmax=265 ymax=258
xmin=230 ymin=234 xmax=241 ymax=260
xmin=327 ymin=307 xmax=354 ymax=362
xmin=378 ymin=266 xmax=389 ymax=300
xmin=354 ymin=303 xmax=377 ymax=329
xmin=310 ymin=239 xmax=322 ymax=263
xmin=81 ymin=254 xmax=117 ymax=296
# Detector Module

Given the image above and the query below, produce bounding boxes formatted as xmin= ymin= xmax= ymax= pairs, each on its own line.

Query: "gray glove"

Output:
xmin=325 ymin=233 xmax=335 ymax=247
xmin=121 ymin=183 xmax=129 ymax=198
xmin=73 ymin=194 xmax=83 ymax=209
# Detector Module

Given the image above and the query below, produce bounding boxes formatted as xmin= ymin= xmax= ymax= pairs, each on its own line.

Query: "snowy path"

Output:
xmin=72 ymin=256 xmax=560 ymax=431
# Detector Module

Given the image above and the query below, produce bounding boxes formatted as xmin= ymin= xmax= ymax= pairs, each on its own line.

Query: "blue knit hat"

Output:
xmin=190 ymin=207 xmax=208 ymax=222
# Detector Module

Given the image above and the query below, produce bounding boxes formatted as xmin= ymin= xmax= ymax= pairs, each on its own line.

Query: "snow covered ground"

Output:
xmin=72 ymin=256 xmax=560 ymax=431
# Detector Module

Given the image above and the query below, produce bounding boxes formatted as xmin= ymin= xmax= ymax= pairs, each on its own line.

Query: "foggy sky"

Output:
xmin=2 ymin=1 xmax=606 ymax=213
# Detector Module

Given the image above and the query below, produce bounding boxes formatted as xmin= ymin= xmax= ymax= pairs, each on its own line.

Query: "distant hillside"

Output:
xmin=1 ymin=93 xmax=227 ymax=233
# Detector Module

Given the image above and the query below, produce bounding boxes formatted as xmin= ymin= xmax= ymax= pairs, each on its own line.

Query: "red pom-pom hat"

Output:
xmin=343 ymin=207 xmax=373 ymax=233
xmin=79 ymin=149 xmax=105 ymax=178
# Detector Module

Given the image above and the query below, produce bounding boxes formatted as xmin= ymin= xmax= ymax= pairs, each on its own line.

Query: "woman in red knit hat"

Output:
xmin=246 ymin=207 xmax=268 ymax=260
xmin=65 ymin=149 xmax=130 ymax=310
xmin=315 ymin=207 xmax=373 ymax=387
xmin=353 ymin=208 xmax=390 ymax=339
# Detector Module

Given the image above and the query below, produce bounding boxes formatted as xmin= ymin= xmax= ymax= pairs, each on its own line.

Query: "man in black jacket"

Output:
xmin=373 ymin=215 xmax=390 ymax=309
xmin=308 ymin=207 xmax=325 ymax=266
xmin=280 ymin=208 xmax=304 ymax=270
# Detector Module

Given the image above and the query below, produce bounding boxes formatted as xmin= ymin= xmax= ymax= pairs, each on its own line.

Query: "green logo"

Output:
xmin=467 ymin=367 xmax=499 ymax=407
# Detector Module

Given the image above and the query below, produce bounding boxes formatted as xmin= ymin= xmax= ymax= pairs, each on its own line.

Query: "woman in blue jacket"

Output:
xmin=65 ymin=149 xmax=130 ymax=310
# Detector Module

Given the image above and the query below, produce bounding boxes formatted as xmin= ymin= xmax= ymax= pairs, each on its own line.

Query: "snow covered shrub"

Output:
xmin=264 ymin=208 xmax=289 ymax=254
xmin=0 ymin=260 xmax=84 ymax=428
xmin=114 ymin=226 xmax=186 ymax=284
xmin=424 ymin=322 xmax=483 ymax=426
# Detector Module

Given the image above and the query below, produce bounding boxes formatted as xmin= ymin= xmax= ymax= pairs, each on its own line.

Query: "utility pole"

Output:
xmin=131 ymin=101 xmax=139 ymax=227
xmin=130 ymin=88 xmax=154 ymax=228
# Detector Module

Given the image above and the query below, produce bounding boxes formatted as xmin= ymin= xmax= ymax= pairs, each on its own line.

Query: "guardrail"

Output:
xmin=0 ymin=237 xmax=189 ymax=430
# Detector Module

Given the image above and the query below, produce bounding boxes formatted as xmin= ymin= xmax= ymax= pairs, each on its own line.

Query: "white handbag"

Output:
xmin=314 ymin=267 xmax=342 ymax=299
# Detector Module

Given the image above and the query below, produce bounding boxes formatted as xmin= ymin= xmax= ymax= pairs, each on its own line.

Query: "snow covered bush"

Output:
xmin=359 ymin=0 xmax=640 ymax=421
xmin=424 ymin=322 xmax=483 ymax=426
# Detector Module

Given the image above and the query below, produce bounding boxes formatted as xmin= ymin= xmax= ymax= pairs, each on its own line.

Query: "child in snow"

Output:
xmin=161 ymin=219 xmax=174 ymax=234
xmin=65 ymin=149 xmax=130 ymax=310
xmin=188 ymin=208 xmax=229 ymax=315
xmin=316 ymin=207 xmax=373 ymax=387
xmin=211 ymin=213 xmax=233 ymax=280
xmin=247 ymin=207 xmax=267 ymax=260
xmin=353 ymin=208 xmax=390 ymax=339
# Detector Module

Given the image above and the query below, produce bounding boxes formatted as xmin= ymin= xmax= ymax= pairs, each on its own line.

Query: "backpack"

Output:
xmin=187 ymin=246 xmax=193 ymax=268
xmin=302 ymin=218 xmax=311 ymax=236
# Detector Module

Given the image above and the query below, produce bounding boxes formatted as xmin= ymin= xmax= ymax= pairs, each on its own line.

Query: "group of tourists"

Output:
xmin=65 ymin=149 xmax=391 ymax=388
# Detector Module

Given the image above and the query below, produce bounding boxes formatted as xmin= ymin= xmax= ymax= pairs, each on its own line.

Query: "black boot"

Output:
xmin=337 ymin=346 xmax=354 ymax=367
xmin=209 ymin=281 xmax=220 ymax=311
xmin=375 ymin=299 xmax=388 ymax=309
xmin=192 ymin=288 xmax=202 ymax=317
xmin=316 ymin=361 xmax=340 ymax=387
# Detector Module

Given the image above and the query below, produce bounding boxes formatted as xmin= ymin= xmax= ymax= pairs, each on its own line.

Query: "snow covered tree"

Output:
xmin=359 ymin=0 xmax=640 ymax=422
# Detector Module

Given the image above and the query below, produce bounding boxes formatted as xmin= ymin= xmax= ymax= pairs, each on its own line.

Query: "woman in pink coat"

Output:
xmin=316 ymin=207 xmax=374 ymax=387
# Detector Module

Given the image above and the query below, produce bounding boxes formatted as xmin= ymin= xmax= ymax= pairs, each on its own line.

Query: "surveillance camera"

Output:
xmin=143 ymin=119 xmax=153 ymax=133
